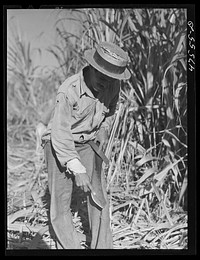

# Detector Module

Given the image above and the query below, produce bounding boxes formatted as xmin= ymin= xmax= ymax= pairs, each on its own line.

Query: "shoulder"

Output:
xmin=57 ymin=72 xmax=82 ymax=104
xmin=58 ymin=73 xmax=80 ymax=95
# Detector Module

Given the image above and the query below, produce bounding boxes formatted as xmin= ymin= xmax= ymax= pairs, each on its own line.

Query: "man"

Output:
xmin=38 ymin=41 xmax=130 ymax=249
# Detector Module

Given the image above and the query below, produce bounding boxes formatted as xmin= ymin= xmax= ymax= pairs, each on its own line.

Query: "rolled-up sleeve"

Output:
xmin=51 ymin=92 xmax=80 ymax=167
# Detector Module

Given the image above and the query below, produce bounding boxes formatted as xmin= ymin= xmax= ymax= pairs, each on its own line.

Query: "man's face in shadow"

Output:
xmin=89 ymin=66 xmax=117 ymax=93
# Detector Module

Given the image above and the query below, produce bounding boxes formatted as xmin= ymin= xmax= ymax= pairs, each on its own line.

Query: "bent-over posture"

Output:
xmin=38 ymin=42 xmax=130 ymax=249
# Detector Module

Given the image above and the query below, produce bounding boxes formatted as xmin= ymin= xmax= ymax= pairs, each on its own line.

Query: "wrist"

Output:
xmin=67 ymin=158 xmax=86 ymax=175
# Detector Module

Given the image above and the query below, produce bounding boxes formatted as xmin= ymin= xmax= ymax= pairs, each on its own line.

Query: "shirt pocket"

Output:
xmin=71 ymin=100 xmax=96 ymax=120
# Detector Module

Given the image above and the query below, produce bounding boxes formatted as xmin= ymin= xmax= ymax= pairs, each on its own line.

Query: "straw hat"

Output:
xmin=84 ymin=42 xmax=131 ymax=80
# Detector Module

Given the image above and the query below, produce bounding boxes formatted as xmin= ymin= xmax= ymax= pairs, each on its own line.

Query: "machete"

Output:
xmin=88 ymin=141 xmax=109 ymax=209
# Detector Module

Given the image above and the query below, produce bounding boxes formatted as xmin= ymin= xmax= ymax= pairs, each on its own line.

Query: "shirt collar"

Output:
xmin=79 ymin=66 xmax=96 ymax=99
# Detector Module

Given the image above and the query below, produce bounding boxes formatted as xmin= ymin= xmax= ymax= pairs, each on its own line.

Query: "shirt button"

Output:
xmin=79 ymin=135 xmax=84 ymax=142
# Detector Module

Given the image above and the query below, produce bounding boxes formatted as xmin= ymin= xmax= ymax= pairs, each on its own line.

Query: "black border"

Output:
xmin=3 ymin=4 xmax=196 ymax=256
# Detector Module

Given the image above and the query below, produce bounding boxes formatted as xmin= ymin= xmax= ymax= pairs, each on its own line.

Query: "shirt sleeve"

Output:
xmin=51 ymin=92 xmax=80 ymax=167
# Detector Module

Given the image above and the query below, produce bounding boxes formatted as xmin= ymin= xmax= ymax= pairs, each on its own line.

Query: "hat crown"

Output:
xmin=84 ymin=41 xmax=131 ymax=80
xmin=97 ymin=42 xmax=128 ymax=67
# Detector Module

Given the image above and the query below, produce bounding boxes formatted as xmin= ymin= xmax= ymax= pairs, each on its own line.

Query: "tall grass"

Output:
xmin=7 ymin=8 xmax=187 ymax=249
xmin=54 ymin=8 xmax=187 ymax=208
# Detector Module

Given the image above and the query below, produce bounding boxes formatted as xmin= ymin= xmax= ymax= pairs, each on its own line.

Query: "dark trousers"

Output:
xmin=44 ymin=141 xmax=113 ymax=249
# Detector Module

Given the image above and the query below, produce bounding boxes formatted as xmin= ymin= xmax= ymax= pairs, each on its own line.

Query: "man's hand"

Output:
xmin=75 ymin=172 xmax=95 ymax=194
xmin=36 ymin=122 xmax=47 ymax=150
xmin=67 ymin=158 xmax=95 ymax=194
xmin=36 ymin=122 xmax=47 ymax=140
xmin=94 ymin=127 xmax=108 ymax=152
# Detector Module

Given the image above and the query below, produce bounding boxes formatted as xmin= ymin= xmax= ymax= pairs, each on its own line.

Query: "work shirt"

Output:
xmin=42 ymin=66 xmax=120 ymax=167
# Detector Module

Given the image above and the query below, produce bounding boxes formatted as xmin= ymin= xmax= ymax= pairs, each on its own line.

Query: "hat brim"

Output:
xmin=84 ymin=49 xmax=131 ymax=80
